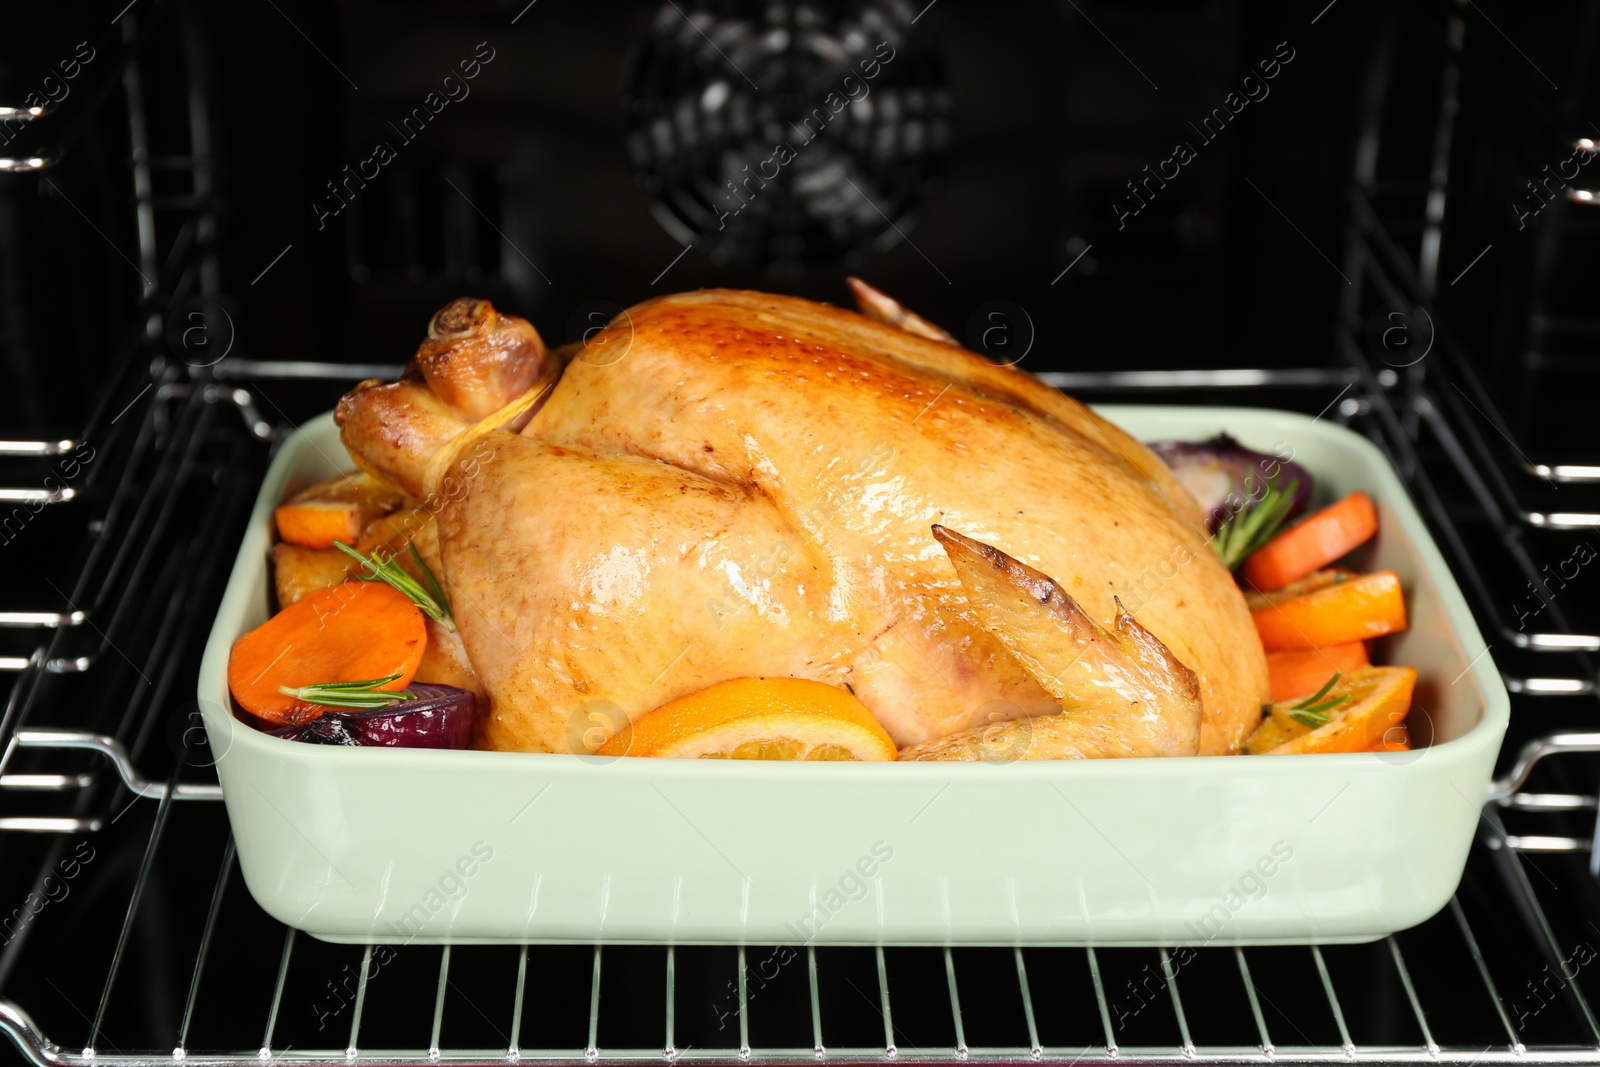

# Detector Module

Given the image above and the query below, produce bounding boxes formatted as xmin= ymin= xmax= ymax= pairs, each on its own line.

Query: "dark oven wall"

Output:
xmin=4 ymin=0 xmax=1597 ymax=440
xmin=211 ymin=0 xmax=1371 ymax=385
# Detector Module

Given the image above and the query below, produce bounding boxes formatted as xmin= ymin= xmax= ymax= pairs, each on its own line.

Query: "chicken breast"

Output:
xmin=336 ymin=287 xmax=1268 ymax=756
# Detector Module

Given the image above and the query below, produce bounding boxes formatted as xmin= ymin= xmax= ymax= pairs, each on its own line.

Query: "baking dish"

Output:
xmin=196 ymin=405 xmax=1508 ymax=946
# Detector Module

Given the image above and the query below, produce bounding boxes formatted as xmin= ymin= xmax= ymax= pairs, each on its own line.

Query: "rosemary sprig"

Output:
xmin=409 ymin=543 xmax=450 ymax=621
xmin=334 ymin=540 xmax=456 ymax=632
xmin=1294 ymin=671 xmax=1344 ymax=709
xmin=1287 ymin=672 xmax=1349 ymax=728
xmin=1211 ymin=471 xmax=1300 ymax=571
xmin=278 ymin=673 xmax=418 ymax=710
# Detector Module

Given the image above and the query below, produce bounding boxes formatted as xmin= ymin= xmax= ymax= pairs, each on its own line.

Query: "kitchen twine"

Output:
xmin=420 ymin=375 xmax=556 ymax=506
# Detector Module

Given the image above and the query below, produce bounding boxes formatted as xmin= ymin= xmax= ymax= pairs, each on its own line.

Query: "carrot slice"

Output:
xmin=1251 ymin=570 xmax=1407 ymax=652
xmin=1265 ymin=642 xmax=1370 ymax=702
xmin=227 ymin=581 xmax=426 ymax=724
xmin=1241 ymin=492 xmax=1378 ymax=591
xmin=274 ymin=471 xmax=406 ymax=549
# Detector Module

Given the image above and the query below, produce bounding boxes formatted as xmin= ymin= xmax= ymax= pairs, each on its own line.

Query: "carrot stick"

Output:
xmin=1242 ymin=492 xmax=1378 ymax=591
xmin=1265 ymin=641 xmax=1370 ymax=702
xmin=228 ymin=581 xmax=426 ymax=724
xmin=275 ymin=471 xmax=405 ymax=549
xmin=275 ymin=501 xmax=367 ymax=551
xmin=1251 ymin=570 xmax=1407 ymax=652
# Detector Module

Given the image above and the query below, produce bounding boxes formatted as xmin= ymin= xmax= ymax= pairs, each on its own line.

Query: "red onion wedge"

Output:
xmin=1145 ymin=435 xmax=1314 ymax=534
xmin=267 ymin=683 xmax=476 ymax=749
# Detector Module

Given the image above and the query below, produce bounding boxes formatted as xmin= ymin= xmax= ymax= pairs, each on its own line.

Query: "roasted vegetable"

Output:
xmin=1210 ymin=472 xmax=1301 ymax=571
xmin=334 ymin=540 xmax=455 ymax=631
xmin=272 ymin=542 xmax=351 ymax=608
xmin=1265 ymin=642 xmax=1370 ymax=703
xmin=270 ymin=683 xmax=476 ymax=748
xmin=1369 ymin=723 xmax=1412 ymax=752
xmin=1145 ymin=435 xmax=1314 ymax=534
xmin=1250 ymin=570 xmax=1407 ymax=652
xmin=416 ymin=620 xmax=482 ymax=696
xmin=227 ymin=582 xmax=427 ymax=724
xmin=1242 ymin=666 xmax=1416 ymax=755
xmin=274 ymin=470 xmax=406 ymax=549
xmin=1244 ymin=568 xmax=1357 ymax=612
xmin=354 ymin=506 xmax=444 ymax=580
xmin=1242 ymin=492 xmax=1378 ymax=591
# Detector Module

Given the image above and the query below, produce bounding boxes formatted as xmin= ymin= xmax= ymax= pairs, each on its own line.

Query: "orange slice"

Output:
xmin=1241 ymin=713 xmax=1301 ymax=755
xmin=596 ymin=677 xmax=897 ymax=761
xmin=1250 ymin=570 xmax=1407 ymax=651
xmin=1243 ymin=568 xmax=1357 ymax=612
xmin=1368 ymin=722 xmax=1411 ymax=752
xmin=1243 ymin=665 xmax=1417 ymax=755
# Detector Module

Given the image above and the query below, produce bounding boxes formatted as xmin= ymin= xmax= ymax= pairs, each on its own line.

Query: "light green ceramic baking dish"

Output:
xmin=196 ymin=406 xmax=1508 ymax=946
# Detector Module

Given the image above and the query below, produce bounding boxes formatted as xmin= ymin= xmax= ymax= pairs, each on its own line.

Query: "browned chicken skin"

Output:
xmin=334 ymin=299 xmax=556 ymax=498
xmin=334 ymin=287 xmax=1269 ymax=757
xmin=899 ymin=527 xmax=1203 ymax=760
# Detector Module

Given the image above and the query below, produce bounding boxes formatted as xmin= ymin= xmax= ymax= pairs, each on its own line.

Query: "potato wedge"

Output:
xmin=272 ymin=542 xmax=353 ymax=608
xmin=353 ymin=506 xmax=444 ymax=584
xmin=414 ymin=618 xmax=483 ymax=698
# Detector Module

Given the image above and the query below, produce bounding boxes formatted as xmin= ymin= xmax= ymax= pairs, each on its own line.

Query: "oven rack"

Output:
xmin=0 ymin=2 xmax=166 ymax=175
xmin=1329 ymin=0 xmax=1600 ymax=858
xmin=2 ymin=365 xmax=1599 ymax=1067
xmin=8 ymin=2 xmax=1600 ymax=1065
xmin=1 ymin=880 xmax=1600 ymax=1067
xmin=0 ymin=0 xmax=229 ymax=832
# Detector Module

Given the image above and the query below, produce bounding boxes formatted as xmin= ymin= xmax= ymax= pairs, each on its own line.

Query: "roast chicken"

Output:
xmin=334 ymin=285 xmax=1269 ymax=758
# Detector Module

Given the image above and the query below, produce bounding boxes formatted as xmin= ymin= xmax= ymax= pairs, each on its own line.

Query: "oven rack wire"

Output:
xmin=2 ymin=368 xmax=1596 ymax=1067
xmin=6 ymin=0 xmax=1600 ymax=1065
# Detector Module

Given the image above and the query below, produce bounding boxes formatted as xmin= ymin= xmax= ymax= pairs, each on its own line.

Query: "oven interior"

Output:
xmin=3 ymin=0 xmax=1600 ymax=1062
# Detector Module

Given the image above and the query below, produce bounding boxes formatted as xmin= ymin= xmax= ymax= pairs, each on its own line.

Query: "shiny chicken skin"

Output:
xmin=335 ymin=287 xmax=1268 ymax=757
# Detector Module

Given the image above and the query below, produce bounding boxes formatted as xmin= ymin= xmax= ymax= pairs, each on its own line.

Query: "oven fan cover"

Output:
xmin=623 ymin=0 xmax=950 ymax=274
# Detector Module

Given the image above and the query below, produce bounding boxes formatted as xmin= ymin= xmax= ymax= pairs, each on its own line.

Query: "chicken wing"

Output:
xmin=898 ymin=527 xmax=1202 ymax=760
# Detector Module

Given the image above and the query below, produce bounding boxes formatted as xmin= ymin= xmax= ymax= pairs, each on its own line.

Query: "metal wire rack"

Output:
xmin=5 ymin=1 xmax=1600 ymax=1065
xmin=6 ymin=369 xmax=1600 ymax=1067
